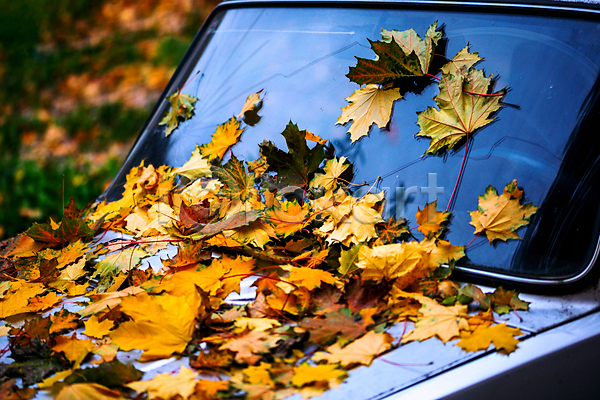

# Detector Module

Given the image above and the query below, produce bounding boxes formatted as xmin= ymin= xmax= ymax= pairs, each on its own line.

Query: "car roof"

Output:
xmin=217 ymin=0 xmax=600 ymax=13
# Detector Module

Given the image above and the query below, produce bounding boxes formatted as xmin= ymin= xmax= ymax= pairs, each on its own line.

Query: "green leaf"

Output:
xmin=338 ymin=244 xmax=362 ymax=276
xmin=259 ymin=121 xmax=326 ymax=187
xmin=62 ymin=360 xmax=143 ymax=388
xmin=347 ymin=39 xmax=423 ymax=85
xmin=381 ymin=21 xmax=442 ymax=75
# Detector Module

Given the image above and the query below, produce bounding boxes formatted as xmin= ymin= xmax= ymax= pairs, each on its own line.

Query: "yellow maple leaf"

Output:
xmin=83 ymin=315 xmax=114 ymax=338
xmin=310 ymin=157 xmax=349 ymax=192
xmin=176 ymin=145 xmax=212 ymax=180
xmin=402 ymin=295 xmax=469 ymax=343
xmin=291 ymin=363 xmax=347 ymax=387
xmin=469 ymin=180 xmax=538 ymax=242
xmin=200 ymin=116 xmax=244 ymax=161
xmin=0 ymin=281 xmax=45 ymax=318
xmin=337 ymin=85 xmax=402 ymax=142
xmin=24 ymin=292 xmax=63 ymax=313
xmin=55 ymin=382 xmax=126 ymax=400
xmin=52 ymin=333 xmax=95 ymax=367
xmin=110 ymin=292 xmax=200 ymax=361
xmin=456 ymin=323 xmax=522 ymax=354
xmin=127 ymin=366 xmax=200 ymax=400
xmin=312 ymin=331 xmax=393 ymax=367
xmin=416 ymin=200 xmax=450 ymax=239
xmin=242 ymin=362 xmax=275 ymax=388
xmin=282 ymin=265 xmax=336 ymax=290
xmin=420 ymin=239 xmax=465 ymax=268
xmin=318 ymin=192 xmax=385 ymax=246
xmin=357 ymin=241 xmax=433 ymax=290
xmin=48 ymin=257 xmax=87 ymax=292
xmin=265 ymin=200 xmax=311 ymax=237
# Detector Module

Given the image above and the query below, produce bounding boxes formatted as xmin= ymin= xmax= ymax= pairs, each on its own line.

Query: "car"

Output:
xmin=1 ymin=0 xmax=600 ymax=399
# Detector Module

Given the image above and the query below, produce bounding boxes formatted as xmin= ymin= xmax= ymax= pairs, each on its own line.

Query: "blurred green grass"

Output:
xmin=0 ymin=0 xmax=219 ymax=238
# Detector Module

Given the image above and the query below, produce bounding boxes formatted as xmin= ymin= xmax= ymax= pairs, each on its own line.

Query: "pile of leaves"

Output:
xmin=0 ymin=23 xmax=537 ymax=400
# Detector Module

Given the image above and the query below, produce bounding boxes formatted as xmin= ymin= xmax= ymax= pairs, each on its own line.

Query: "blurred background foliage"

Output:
xmin=0 ymin=0 xmax=220 ymax=238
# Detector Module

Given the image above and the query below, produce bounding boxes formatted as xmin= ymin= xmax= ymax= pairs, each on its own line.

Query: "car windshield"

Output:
xmin=104 ymin=4 xmax=600 ymax=283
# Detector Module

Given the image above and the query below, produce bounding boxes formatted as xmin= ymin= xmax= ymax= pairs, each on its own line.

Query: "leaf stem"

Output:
xmin=466 ymin=230 xmax=483 ymax=248
xmin=424 ymin=73 xmax=441 ymax=81
xmin=446 ymin=134 xmax=470 ymax=212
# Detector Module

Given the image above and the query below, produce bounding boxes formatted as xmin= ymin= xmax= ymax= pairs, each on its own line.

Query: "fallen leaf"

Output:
xmin=337 ymin=85 xmax=402 ymax=142
xmin=55 ymin=383 xmax=126 ymax=400
xmin=201 ymin=116 xmax=244 ymax=161
xmin=469 ymin=181 xmax=538 ymax=243
xmin=456 ymin=323 xmax=522 ymax=354
xmin=313 ymin=331 xmax=393 ymax=367
xmin=126 ymin=366 xmax=199 ymax=400
xmin=402 ymin=295 xmax=469 ymax=343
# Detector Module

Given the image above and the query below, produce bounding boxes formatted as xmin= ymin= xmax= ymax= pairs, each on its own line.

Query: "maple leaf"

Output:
xmin=52 ymin=333 xmax=95 ymax=367
xmin=241 ymin=362 xmax=275 ymax=388
xmin=83 ymin=315 xmax=114 ymax=338
xmin=282 ymin=265 xmax=336 ymax=290
xmin=416 ymin=200 xmax=450 ymax=239
xmin=25 ymin=217 xmax=93 ymax=247
xmin=420 ymin=239 xmax=465 ymax=268
xmin=265 ymin=199 xmax=311 ymax=237
xmin=346 ymin=39 xmax=422 ymax=85
xmin=175 ymin=145 xmax=212 ymax=180
xmin=458 ymin=283 xmax=491 ymax=310
xmin=416 ymin=67 xmax=506 ymax=155
xmin=55 ymin=383 xmax=126 ymax=400
xmin=402 ymin=295 xmax=469 ymax=343
xmin=310 ymin=157 xmax=351 ymax=192
xmin=313 ymin=331 xmax=393 ymax=367
xmin=259 ymin=122 xmax=326 ymax=187
xmin=317 ymin=191 xmax=385 ymax=246
xmin=49 ymin=309 xmax=80 ymax=334
xmin=291 ymin=363 xmax=347 ymax=387
xmin=337 ymin=85 xmax=402 ymax=142
xmin=456 ymin=323 xmax=522 ymax=354
xmin=160 ymin=90 xmax=198 ymax=137
xmin=487 ymin=287 xmax=530 ymax=315
xmin=469 ymin=181 xmax=538 ymax=243
xmin=441 ymin=46 xmax=482 ymax=77
xmin=213 ymin=155 xmax=257 ymax=201
xmin=357 ymin=241 xmax=433 ymax=290
xmin=380 ymin=21 xmax=443 ymax=75
xmin=298 ymin=308 xmax=367 ymax=345
xmin=0 ymin=281 xmax=46 ymax=318
xmin=200 ymin=116 xmax=244 ymax=161
xmin=110 ymin=292 xmax=200 ymax=361
xmin=127 ymin=366 xmax=200 ymax=400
